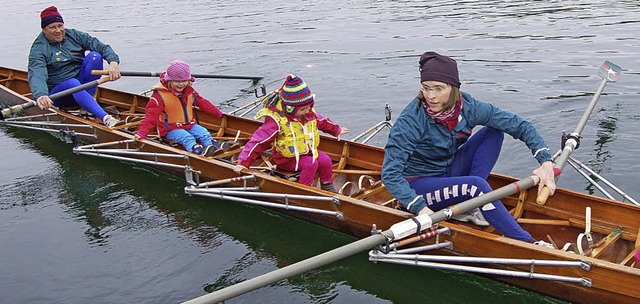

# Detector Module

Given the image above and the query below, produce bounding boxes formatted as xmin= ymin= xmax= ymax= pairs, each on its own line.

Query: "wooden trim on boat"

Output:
xmin=2 ymin=65 xmax=640 ymax=304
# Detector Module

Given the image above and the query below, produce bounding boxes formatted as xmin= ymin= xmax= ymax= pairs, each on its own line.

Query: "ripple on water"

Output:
xmin=1 ymin=1 xmax=639 ymax=303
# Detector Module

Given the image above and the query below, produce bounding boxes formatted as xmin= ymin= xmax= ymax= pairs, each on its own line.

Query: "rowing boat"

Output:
xmin=1 ymin=66 xmax=639 ymax=304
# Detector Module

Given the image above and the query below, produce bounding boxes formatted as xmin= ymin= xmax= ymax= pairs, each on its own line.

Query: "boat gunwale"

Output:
xmin=2 ymin=65 xmax=640 ymax=303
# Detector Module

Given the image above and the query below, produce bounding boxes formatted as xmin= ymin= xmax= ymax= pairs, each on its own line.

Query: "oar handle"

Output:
xmin=49 ymin=77 xmax=112 ymax=100
xmin=535 ymin=166 xmax=562 ymax=205
xmin=92 ymin=70 xmax=263 ymax=81
xmin=91 ymin=70 xmax=161 ymax=77
xmin=536 ymin=187 xmax=552 ymax=205
xmin=91 ymin=70 xmax=108 ymax=76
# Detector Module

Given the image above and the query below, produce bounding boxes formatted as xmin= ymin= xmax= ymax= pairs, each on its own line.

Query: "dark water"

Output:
xmin=2 ymin=1 xmax=639 ymax=303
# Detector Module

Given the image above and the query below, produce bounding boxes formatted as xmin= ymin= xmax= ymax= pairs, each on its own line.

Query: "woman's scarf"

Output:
xmin=424 ymin=94 xmax=462 ymax=126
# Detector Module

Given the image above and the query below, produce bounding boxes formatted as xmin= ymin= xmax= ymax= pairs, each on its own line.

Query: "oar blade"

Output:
xmin=598 ymin=60 xmax=622 ymax=82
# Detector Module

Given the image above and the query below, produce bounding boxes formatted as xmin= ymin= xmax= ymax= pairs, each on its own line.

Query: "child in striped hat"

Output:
xmin=233 ymin=74 xmax=349 ymax=192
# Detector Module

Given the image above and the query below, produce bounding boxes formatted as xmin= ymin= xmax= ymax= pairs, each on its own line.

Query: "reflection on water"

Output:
xmin=0 ymin=128 xmax=563 ymax=303
xmin=582 ymin=105 xmax=618 ymax=196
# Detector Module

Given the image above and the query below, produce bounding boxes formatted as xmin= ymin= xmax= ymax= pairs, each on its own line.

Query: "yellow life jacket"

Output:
xmin=151 ymin=82 xmax=196 ymax=126
xmin=256 ymin=107 xmax=319 ymax=170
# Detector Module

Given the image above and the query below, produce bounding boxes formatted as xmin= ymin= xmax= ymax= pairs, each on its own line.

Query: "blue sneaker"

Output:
xmin=192 ymin=144 xmax=204 ymax=155
xmin=202 ymin=145 xmax=216 ymax=157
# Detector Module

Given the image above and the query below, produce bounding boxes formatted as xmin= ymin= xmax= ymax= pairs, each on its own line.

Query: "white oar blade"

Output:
xmin=598 ymin=61 xmax=622 ymax=82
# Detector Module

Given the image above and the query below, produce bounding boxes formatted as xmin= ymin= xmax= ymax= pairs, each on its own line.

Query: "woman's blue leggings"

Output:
xmin=408 ymin=126 xmax=533 ymax=242
xmin=49 ymin=51 xmax=108 ymax=120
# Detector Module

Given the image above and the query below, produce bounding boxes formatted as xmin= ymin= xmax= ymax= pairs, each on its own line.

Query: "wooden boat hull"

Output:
xmin=1 ymin=66 xmax=639 ymax=304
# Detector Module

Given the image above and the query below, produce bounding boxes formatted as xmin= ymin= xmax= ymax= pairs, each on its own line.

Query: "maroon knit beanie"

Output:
xmin=41 ymin=6 xmax=64 ymax=28
xmin=419 ymin=51 xmax=461 ymax=88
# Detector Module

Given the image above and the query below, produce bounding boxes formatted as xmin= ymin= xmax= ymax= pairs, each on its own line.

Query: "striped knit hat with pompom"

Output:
xmin=278 ymin=74 xmax=315 ymax=114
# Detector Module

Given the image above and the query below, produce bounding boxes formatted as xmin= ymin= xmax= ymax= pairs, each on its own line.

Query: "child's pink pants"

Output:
xmin=276 ymin=151 xmax=333 ymax=186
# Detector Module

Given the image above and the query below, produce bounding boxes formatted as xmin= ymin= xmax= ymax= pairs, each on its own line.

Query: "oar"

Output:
xmin=181 ymin=175 xmax=542 ymax=304
xmin=91 ymin=70 xmax=262 ymax=81
xmin=536 ymin=60 xmax=622 ymax=204
xmin=0 ymin=77 xmax=112 ymax=120
xmin=181 ymin=61 xmax=622 ymax=304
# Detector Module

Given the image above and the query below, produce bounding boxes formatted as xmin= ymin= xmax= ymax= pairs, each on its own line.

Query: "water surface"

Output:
xmin=2 ymin=1 xmax=639 ymax=303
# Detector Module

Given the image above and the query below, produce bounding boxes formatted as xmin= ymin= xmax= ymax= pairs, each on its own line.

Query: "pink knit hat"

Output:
xmin=162 ymin=60 xmax=195 ymax=82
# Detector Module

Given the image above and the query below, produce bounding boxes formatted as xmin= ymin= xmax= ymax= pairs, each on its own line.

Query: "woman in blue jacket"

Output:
xmin=382 ymin=51 xmax=556 ymax=245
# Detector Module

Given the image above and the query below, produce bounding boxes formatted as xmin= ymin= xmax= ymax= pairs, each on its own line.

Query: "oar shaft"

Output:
xmin=555 ymin=78 xmax=608 ymax=171
xmin=537 ymin=79 xmax=608 ymax=204
xmin=91 ymin=70 xmax=262 ymax=81
xmin=1 ymin=77 xmax=110 ymax=120
xmin=537 ymin=61 xmax=621 ymax=204
xmin=49 ymin=77 xmax=111 ymax=100
xmin=181 ymin=233 xmax=389 ymax=304
xmin=191 ymin=73 xmax=261 ymax=80
xmin=182 ymin=175 xmax=542 ymax=304
xmin=388 ymin=175 xmax=539 ymax=240
xmin=446 ymin=175 xmax=538 ymax=216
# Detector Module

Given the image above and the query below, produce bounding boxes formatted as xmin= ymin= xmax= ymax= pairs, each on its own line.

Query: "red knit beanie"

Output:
xmin=41 ymin=6 xmax=64 ymax=28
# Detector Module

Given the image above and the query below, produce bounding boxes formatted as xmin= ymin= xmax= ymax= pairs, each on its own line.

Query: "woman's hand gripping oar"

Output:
xmin=536 ymin=60 xmax=622 ymax=204
xmin=533 ymin=161 xmax=558 ymax=196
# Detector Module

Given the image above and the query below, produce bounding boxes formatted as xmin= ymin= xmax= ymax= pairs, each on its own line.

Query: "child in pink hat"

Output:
xmin=232 ymin=74 xmax=349 ymax=192
xmin=135 ymin=60 xmax=223 ymax=156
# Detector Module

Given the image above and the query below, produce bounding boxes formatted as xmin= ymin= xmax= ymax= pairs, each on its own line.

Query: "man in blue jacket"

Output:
xmin=28 ymin=6 xmax=122 ymax=127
